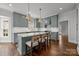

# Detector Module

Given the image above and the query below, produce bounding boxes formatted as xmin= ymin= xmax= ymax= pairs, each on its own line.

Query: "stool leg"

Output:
xmin=29 ymin=47 xmax=32 ymax=56
xmin=45 ymin=39 xmax=47 ymax=51
xmin=26 ymin=45 xmax=27 ymax=55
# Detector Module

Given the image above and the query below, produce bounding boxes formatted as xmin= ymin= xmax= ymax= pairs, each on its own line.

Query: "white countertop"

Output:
xmin=13 ymin=27 xmax=59 ymax=33
xmin=18 ymin=32 xmax=46 ymax=37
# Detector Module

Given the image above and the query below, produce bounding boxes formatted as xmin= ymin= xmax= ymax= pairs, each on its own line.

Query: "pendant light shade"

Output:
xmin=25 ymin=3 xmax=33 ymax=31
xmin=26 ymin=13 xmax=32 ymax=22
xmin=26 ymin=3 xmax=32 ymax=22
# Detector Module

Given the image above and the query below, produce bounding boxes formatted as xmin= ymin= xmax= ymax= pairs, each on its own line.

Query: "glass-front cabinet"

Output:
xmin=0 ymin=16 xmax=9 ymax=39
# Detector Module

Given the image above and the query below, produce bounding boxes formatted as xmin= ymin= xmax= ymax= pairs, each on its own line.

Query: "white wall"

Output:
xmin=58 ymin=9 xmax=77 ymax=44
xmin=77 ymin=4 xmax=79 ymax=54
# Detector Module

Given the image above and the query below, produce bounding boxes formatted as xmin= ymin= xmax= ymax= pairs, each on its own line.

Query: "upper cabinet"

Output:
xmin=0 ymin=16 xmax=10 ymax=38
xmin=13 ymin=12 xmax=28 ymax=27
xmin=50 ymin=15 xmax=58 ymax=27
xmin=36 ymin=18 xmax=41 ymax=28
xmin=35 ymin=15 xmax=58 ymax=28
xmin=13 ymin=12 xmax=58 ymax=28
xmin=0 ymin=15 xmax=14 ymax=42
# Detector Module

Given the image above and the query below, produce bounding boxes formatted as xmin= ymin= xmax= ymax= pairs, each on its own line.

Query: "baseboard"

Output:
xmin=68 ymin=40 xmax=77 ymax=45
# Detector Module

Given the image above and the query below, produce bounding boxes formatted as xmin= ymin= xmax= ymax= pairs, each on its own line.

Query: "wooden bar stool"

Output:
xmin=46 ymin=32 xmax=51 ymax=47
xmin=40 ymin=34 xmax=48 ymax=50
xmin=25 ymin=35 xmax=40 ymax=56
xmin=48 ymin=32 xmax=51 ymax=46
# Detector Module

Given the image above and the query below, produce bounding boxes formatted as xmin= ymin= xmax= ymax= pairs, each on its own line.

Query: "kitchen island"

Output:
xmin=17 ymin=31 xmax=47 ymax=55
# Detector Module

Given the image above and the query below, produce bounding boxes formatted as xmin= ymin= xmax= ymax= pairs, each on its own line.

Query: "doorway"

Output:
xmin=60 ymin=21 xmax=68 ymax=36
xmin=59 ymin=21 xmax=68 ymax=47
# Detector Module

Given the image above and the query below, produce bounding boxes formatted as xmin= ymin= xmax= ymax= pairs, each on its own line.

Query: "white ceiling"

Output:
xmin=0 ymin=3 xmax=76 ymax=18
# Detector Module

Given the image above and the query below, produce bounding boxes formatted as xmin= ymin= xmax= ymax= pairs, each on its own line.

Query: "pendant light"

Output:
xmin=38 ymin=8 xmax=42 ymax=22
xmin=25 ymin=3 xmax=33 ymax=31
xmin=26 ymin=3 xmax=32 ymax=22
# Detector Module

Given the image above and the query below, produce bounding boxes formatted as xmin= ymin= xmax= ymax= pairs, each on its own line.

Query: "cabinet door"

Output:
xmin=13 ymin=12 xmax=28 ymax=27
xmin=51 ymin=15 xmax=58 ymax=27
xmin=36 ymin=18 xmax=40 ymax=28
xmin=3 ymin=20 xmax=9 ymax=37
xmin=0 ymin=16 xmax=10 ymax=41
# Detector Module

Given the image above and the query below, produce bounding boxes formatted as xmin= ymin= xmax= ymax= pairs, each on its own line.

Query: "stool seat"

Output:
xmin=26 ymin=41 xmax=39 ymax=47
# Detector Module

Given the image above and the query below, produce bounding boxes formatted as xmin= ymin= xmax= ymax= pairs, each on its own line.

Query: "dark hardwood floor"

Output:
xmin=0 ymin=35 xmax=78 ymax=56
xmin=29 ymin=36 xmax=78 ymax=56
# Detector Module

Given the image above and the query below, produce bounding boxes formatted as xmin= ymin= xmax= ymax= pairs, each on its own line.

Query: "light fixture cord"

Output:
xmin=28 ymin=3 xmax=29 ymax=14
xmin=40 ymin=8 xmax=41 ymax=19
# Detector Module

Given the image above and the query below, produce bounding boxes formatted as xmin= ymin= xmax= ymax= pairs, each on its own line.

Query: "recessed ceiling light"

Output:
xmin=9 ymin=4 xmax=12 ymax=7
xmin=59 ymin=8 xmax=63 ymax=10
